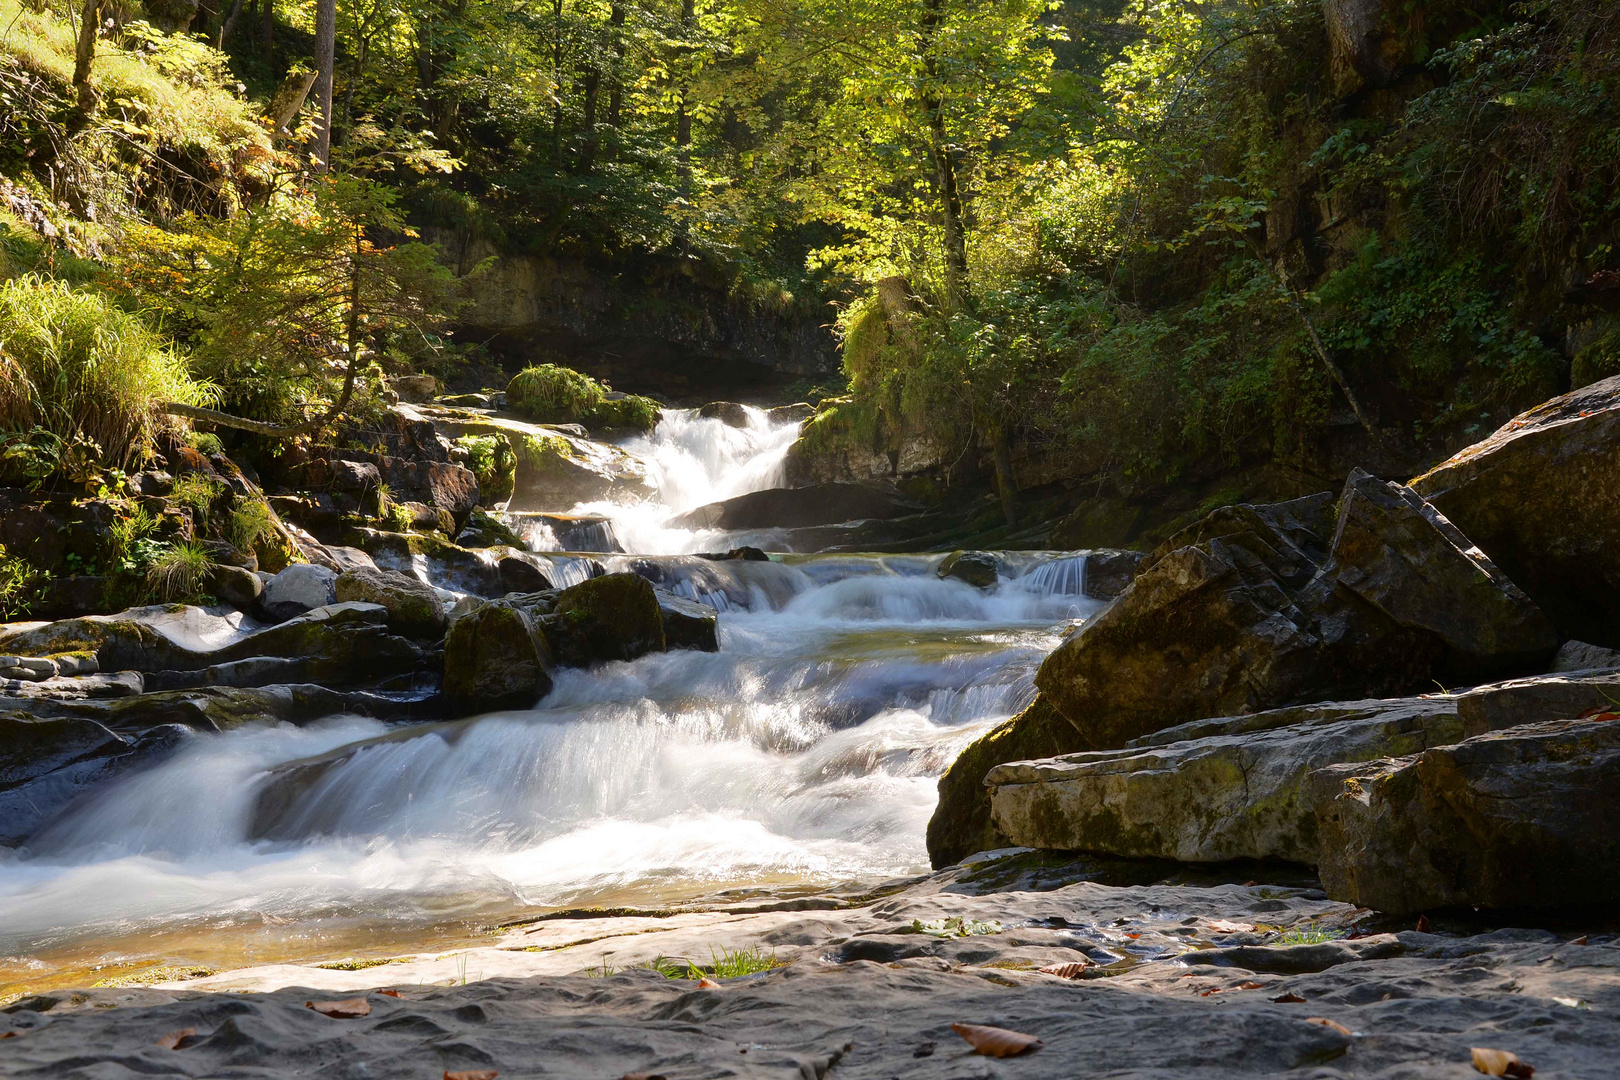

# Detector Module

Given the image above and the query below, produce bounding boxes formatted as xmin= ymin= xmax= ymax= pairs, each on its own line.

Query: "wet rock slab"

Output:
xmin=2 ymin=855 xmax=1615 ymax=1078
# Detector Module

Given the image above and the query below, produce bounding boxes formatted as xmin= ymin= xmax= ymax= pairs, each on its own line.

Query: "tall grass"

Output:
xmin=0 ymin=275 xmax=214 ymax=468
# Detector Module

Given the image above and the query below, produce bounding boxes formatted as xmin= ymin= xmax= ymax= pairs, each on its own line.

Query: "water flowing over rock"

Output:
xmin=1410 ymin=373 xmax=1620 ymax=648
xmin=670 ymin=480 xmax=923 ymax=532
xmin=1311 ymin=718 xmax=1620 ymax=914
xmin=938 ymin=550 xmax=1001 ymax=589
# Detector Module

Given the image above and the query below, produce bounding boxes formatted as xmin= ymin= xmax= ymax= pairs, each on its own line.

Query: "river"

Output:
xmin=0 ymin=406 xmax=1098 ymax=990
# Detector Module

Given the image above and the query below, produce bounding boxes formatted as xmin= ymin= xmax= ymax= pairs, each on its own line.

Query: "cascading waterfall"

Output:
xmin=0 ymin=401 xmax=1104 ymax=974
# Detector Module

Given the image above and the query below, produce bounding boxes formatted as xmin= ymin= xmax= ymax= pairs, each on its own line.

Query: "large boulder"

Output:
xmin=698 ymin=401 xmax=751 ymax=428
xmin=546 ymin=573 xmax=666 ymax=666
xmin=334 ymin=567 xmax=447 ymax=640
xmin=986 ymin=696 xmax=1463 ymax=865
xmin=937 ymin=551 xmax=1000 ymax=590
xmin=671 ymin=481 xmax=923 ymax=532
xmin=655 ymin=591 xmax=719 ymax=653
xmin=1326 ymin=469 xmax=1557 ymax=675
xmin=260 ymin=564 xmax=337 ymax=622
xmin=926 ymin=696 xmax=1083 ymax=869
xmin=1311 ymin=718 xmax=1620 ymax=914
xmin=1410 ymin=374 xmax=1620 ymax=647
xmin=443 ymin=600 xmax=554 ymax=713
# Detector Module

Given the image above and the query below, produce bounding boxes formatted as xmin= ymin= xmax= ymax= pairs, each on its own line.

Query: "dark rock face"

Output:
xmin=1080 ymin=550 xmax=1145 ymax=601
xmin=937 ymin=551 xmax=1001 ymax=590
xmin=547 ymin=573 xmax=666 ymax=667
xmin=655 ymin=592 xmax=720 ymax=653
xmin=443 ymin=601 xmax=554 ymax=713
xmin=671 ymin=481 xmax=923 ymax=532
xmin=498 ymin=555 xmax=554 ymax=594
xmin=1410 ymin=374 xmax=1620 ymax=648
xmin=926 ymin=696 xmax=1083 ymax=869
xmin=259 ymin=564 xmax=337 ymax=622
xmin=334 ymin=568 xmax=447 ymax=640
xmin=766 ymin=403 xmax=814 ymax=425
xmin=1311 ymin=718 xmax=1620 ymax=914
xmin=1324 ymin=0 xmax=1418 ymax=92
xmin=698 ymin=401 xmax=751 ymax=428
xmin=1326 ymin=469 xmax=1557 ymax=674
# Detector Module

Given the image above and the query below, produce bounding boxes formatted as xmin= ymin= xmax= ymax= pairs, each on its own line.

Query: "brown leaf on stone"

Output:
xmin=444 ymin=1071 xmax=499 ymax=1080
xmin=1205 ymin=919 xmax=1252 ymax=934
xmin=0 ymin=1031 xmax=19 ymax=1039
xmin=377 ymin=989 xmax=402 ymax=998
xmin=1272 ymin=992 xmax=1307 ymax=1003
xmin=696 ymin=977 xmax=721 ymax=989
xmin=1471 ymin=1048 xmax=1535 ymax=1078
xmin=1415 ymin=914 xmax=1431 ymax=933
xmin=951 ymin=1022 xmax=1043 ymax=1057
xmin=155 ymin=1027 xmax=197 ymax=1050
xmin=1237 ymin=981 xmax=1264 ymax=990
xmin=619 ymin=1074 xmax=667 ymax=1080
xmin=1037 ymin=962 xmax=1089 ymax=979
xmin=1571 ymin=935 xmax=1588 ymax=946
xmin=1305 ymin=1017 xmax=1352 ymax=1037
xmin=305 ymin=997 xmax=371 ymax=1018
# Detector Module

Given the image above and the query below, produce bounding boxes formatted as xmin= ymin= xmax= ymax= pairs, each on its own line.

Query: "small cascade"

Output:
xmin=1016 ymin=553 xmax=1088 ymax=596
xmin=506 ymin=513 xmax=624 ymax=554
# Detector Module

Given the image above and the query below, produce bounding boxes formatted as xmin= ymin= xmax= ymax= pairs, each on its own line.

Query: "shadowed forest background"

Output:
xmin=2 ymin=0 xmax=1619 ymax=598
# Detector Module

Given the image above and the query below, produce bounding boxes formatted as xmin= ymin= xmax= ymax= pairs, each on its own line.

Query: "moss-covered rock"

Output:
xmin=925 ymin=695 xmax=1084 ymax=869
xmin=938 ymin=551 xmax=1001 ymax=589
xmin=443 ymin=600 xmax=554 ymax=713
xmin=335 ymin=567 xmax=447 ymax=640
xmin=547 ymin=573 xmax=666 ymax=666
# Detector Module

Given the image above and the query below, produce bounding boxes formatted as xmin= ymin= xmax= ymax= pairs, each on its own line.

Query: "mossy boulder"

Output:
xmin=1311 ymin=717 xmax=1620 ymax=914
xmin=548 ymin=573 xmax=666 ymax=667
xmin=925 ymin=695 xmax=1084 ymax=869
xmin=984 ymin=696 xmax=1462 ymax=865
xmin=443 ymin=600 xmax=554 ymax=713
xmin=335 ymin=567 xmax=447 ymax=640
xmin=938 ymin=551 xmax=1001 ymax=589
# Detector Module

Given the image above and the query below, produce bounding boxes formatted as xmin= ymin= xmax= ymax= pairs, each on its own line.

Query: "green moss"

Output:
xmin=1571 ymin=328 xmax=1620 ymax=389
xmin=505 ymin=364 xmax=659 ymax=434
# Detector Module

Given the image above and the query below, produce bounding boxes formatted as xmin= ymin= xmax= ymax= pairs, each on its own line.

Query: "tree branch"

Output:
xmin=163 ymin=346 xmax=364 ymax=438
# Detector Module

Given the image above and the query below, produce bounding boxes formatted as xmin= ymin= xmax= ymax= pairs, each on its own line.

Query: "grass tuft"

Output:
xmin=146 ymin=541 xmax=212 ymax=603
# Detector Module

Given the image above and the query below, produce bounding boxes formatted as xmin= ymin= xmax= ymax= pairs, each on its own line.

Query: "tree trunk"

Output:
xmin=261 ymin=0 xmax=274 ymax=59
xmin=268 ymin=69 xmax=317 ymax=137
xmin=918 ymin=0 xmax=966 ymax=309
xmin=606 ymin=0 xmax=626 ymax=133
xmin=218 ymin=0 xmax=247 ymax=48
xmin=311 ymin=0 xmax=336 ymax=171
xmin=71 ymin=0 xmax=99 ymax=117
xmin=990 ymin=424 xmax=1019 ymax=528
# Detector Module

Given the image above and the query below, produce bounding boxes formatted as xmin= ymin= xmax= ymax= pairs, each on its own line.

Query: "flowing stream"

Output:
xmin=0 ymin=406 xmax=1099 ymax=987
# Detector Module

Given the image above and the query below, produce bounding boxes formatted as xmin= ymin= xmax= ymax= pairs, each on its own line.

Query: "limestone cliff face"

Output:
xmin=430 ymin=230 xmax=838 ymax=389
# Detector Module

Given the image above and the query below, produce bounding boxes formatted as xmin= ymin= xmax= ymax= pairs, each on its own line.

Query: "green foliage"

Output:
xmin=0 ymin=275 xmax=214 ymax=471
xmin=634 ymin=945 xmax=781 ymax=980
xmin=146 ymin=541 xmax=213 ymax=604
xmin=1572 ymin=326 xmax=1620 ymax=390
xmin=169 ymin=474 xmax=223 ymax=519
xmin=188 ymin=432 xmax=225 ymax=456
xmin=1276 ymin=924 xmax=1348 ymax=946
xmin=225 ymin=498 xmax=276 ymax=554
xmin=0 ymin=542 xmax=45 ymax=620
xmin=910 ymin=916 xmax=1003 ymax=938
xmin=506 ymin=364 xmax=660 ymax=433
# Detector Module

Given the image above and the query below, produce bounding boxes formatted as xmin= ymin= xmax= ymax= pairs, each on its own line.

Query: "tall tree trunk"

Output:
xmin=579 ymin=67 xmax=599 ymax=171
xmin=262 ymin=0 xmax=275 ymax=60
xmin=918 ymin=0 xmax=966 ymax=309
xmin=674 ymin=0 xmax=694 ymax=189
xmin=311 ymin=0 xmax=336 ymax=171
xmin=218 ymin=0 xmax=247 ymax=47
xmin=606 ymin=0 xmax=626 ymax=134
xmin=71 ymin=0 xmax=99 ymax=117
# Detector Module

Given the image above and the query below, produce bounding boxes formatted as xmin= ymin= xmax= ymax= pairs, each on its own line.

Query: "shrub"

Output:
xmin=0 ymin=275 xmax=215 ymax=470
xmin=0 ymin=542 xmax=44 ymax=620
xmin=506 ymin=364 xmax=660 ymax=433
xmin=146 ymin=542 xmax=213 ymax=603
xmin=225 ymin=498 xmax=276 ymax=554
xmin=169 ymin=474 xmax=223 ymax=518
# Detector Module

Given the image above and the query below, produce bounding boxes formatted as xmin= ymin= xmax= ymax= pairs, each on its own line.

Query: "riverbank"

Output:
xmin=3 ymin=848 xmax=1615 ymax=1077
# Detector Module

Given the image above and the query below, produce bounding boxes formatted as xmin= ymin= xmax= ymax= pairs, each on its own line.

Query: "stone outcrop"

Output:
xmin=698 ymin=401 xmax=751 ymax=428
xmin=671 ymin=481 xmax=923 ymax=532
xmin=443 ymin=600 xmax=555 ymax=713
xmin=926 ymin=696 xmax=1082 ymax=869
xmin=986 ymin=696 xmax=1464 ymax=865
xmin=1411 ymin=374 xmax=1620 ymax=647
xmin=1034 ymin=474 xmax=1553 ymax=752
xmin=937 ymin=551 xmax=1000 ymax=589
xmin=655 ymin=592 xmax=720 ymax=653
xmin=1311 ymin=718 xmax=1620 ymax=914
xmin=545 ymin=573 xmax=666 ymax=667
xmin=259 ymin=564 xmax=337 ymax=622
xmin=334 ymin=567 xmax=447 ymax=640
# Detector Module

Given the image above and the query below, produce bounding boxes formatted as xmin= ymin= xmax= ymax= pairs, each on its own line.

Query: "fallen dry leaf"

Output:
xmin=1571 ymin=935 xmax=1588 ymax=946
xmin=377 ymin=989 xmax=402 ymax=998
xmin=1305 ymin=1017 xmax=1353 ymax=1037
xmin=1199 ymin=981 xmax=1264 ymax=997
xmin=1272 ymin=992 xmax=1307 ymax=1003
xmin=305 ymin=997 xmax=371 ymax=1019
xmin=1205 ymin=919 xmax=1252 ymax=934
xmin=696 ymin=977 xmax=721 ymax=989
xmin=155 ymin=1027 xmax=197 ymax=1050
xmin=619 ymin=1074 xmax=667 ymax=1080
xmin=1471 ymin=1048 xmax=1535 ymax=1078
xmin=1037 ymin=962 xmax=1089 ymax=979
xmin=1415 ymin=914 xmax=1432 ymax=933
xmin=0 ymin=1031 xmax=19 ymax=1040
xmin=445 ymin=1071 xmax=499 ymax=1080
xmin=951 ymin=1022 xmax=1043 ymax=1057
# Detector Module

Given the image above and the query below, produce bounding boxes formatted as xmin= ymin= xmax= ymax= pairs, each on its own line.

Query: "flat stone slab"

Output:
xmin=1 ymin=855 xmax=1614 ymax=1078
